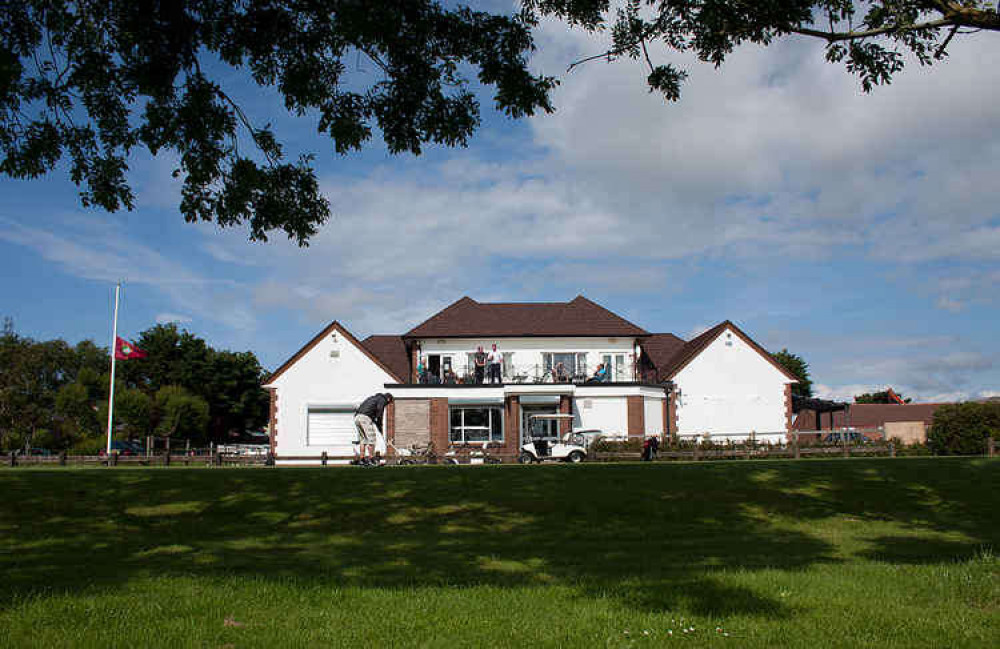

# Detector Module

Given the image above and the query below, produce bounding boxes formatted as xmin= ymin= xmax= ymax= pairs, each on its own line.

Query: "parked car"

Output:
xmin=101 ymin=440 xmax=143 ymax=456
xmin=822 ymin=431 xmax=872 ymax=444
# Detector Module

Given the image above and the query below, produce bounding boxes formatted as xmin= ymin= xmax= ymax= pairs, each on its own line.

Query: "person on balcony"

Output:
xmin=474 ymin=346 xmax=487 ymax=384
xmin=487 ymin=343 xmax=502 ymax=384
xmin=586 ymin=363 xmax=608 ymax=384
xmin=554 ymin=361 xmax=569 ymax=383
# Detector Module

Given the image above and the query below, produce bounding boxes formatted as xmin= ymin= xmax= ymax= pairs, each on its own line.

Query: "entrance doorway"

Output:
xmin=521 ymin=405 xmax=559 ymax=446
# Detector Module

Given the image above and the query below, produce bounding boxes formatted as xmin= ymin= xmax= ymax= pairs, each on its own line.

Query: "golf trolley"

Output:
xmin=518 ymin=413 xmax=589 ymax=464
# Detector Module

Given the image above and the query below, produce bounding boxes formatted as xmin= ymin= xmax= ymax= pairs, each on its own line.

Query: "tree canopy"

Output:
xmin=2 ymin=0 xmax=555 ymax=244
xmin=770 ymin=348 xmax=813 ymax=398
xmin=3 ymin=2 xmax=996 ymax=244
xmin=855 ymin=389 xmax=912 ymax=404
xmin=0 ymin=319 xmax=269 ymax=451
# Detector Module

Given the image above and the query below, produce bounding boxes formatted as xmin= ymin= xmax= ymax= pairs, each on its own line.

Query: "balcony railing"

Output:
xmin=417 ymin=363 xmax=642 ymax=385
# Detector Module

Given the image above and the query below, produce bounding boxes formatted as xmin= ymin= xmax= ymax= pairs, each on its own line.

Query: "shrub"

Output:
xmin=927 ymin=402 xmax=1000 ymax=455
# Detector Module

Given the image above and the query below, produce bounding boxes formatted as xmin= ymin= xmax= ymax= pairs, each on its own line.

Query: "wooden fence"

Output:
xmin=5 ymin=438 xmax=995 ymax=468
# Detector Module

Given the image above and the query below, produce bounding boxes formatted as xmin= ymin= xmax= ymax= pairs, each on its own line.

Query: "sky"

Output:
xmin=1 ymin=5 xmax=998 ymax=403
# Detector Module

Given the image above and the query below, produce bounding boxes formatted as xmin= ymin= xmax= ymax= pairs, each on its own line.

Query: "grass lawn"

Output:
xmin=0 ymin=458 xmax=997 ymax=648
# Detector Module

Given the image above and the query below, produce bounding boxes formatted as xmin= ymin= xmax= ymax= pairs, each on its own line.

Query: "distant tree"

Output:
xmin=771 ymin=349 xmax=813 ymax=398
xmin=122 ymin=323 xmax=269 ymax=441
xmin=855 ymin=390 xmax=912 ymax=404
xmin=927 ymin=402 xmax=1000 ymax=455
xmin=153 ymin=385 xmax=210 ymax=449
xmin=54 ymin=380 xmax=99 ymax=447
xmin=96 ymin=386 xmax=153 ymax=441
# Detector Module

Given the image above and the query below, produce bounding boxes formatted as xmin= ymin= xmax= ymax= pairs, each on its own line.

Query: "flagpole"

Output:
xmin=105 ymin=282 xmax=121 ymax=457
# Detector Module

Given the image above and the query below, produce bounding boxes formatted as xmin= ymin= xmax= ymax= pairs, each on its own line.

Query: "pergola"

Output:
xmin=792 ymin=395 xmax=849 ymax=431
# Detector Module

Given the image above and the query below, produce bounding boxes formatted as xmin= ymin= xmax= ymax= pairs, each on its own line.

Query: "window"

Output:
xmin=450 ymin=406 xmax=503 ymax=443
xmin=542 ymin=352 xmax=588 ymax=380
xmin=601 ymin=353 xmax=628 ymax=382
xmin=502 ymin=352 xmax=514 ymax=380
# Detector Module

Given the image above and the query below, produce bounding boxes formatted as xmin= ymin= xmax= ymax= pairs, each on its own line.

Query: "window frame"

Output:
xmin=449 ymin=405 xmax=504 ymax=444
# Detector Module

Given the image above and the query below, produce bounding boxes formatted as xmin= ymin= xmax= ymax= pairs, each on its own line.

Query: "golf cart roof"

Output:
xmin=528 ymin=413 xmax=575 ymax=420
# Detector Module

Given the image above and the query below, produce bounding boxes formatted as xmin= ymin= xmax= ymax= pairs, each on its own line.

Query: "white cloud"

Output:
xmin=0 ymin=215 xmax=256 ymax=333
xmin=155 ymin=313 xmax=193 ymax=324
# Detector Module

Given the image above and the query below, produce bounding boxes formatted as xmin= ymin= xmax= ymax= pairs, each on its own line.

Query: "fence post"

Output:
xmin=988 ymin=437 xmax=995 ymax=458
xmin=793 ymin=432 xmax=800 ymax=459
xmin=747 ymin=431 xmax=755 ymax=460
xmin=321 ymin=451 xmax=328 ymax=466
xmin=843 ymin=433 xmax=849 ymax=458
xmin=889 ymin=441 xmax=896 ymax=458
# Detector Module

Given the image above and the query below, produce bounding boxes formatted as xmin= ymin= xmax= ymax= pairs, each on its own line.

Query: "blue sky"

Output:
xmin=1 ymin=8 xmax=997 ymax=402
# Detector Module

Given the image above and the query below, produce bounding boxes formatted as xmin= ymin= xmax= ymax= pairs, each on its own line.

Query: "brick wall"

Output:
xmin=627 ymin=395 xmax=644 ymax=439
xmin=784 ymin=384 xmax=793 ymax=434
xmin=429 ymin=398 xmax=449 ymax=453
xmin=268 ymin=388 xmax=277 ymax=454
xmin=503 ymin=396 xmax=521 ymax=456
xmin=559 ymin=395 xmax=572 ymax=435
xmin=394 ymin=399 xmax=431 ymax=449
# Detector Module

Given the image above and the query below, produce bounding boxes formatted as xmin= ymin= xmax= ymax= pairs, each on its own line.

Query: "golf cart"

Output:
xmin=519 ymin=414 xmax=588 ymax=464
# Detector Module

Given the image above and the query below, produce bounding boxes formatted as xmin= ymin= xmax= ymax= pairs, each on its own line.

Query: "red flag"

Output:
xmin=115 ymin=336 xmax=147 ymax=360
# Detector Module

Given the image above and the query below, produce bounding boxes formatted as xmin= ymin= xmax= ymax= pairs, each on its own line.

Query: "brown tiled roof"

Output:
xmin=403 ymin=296 xmax=650 ymax=338
xmin=361 ymin=335 xmax=410 ymax=383
xmin=642 ymin=333 xmax=687 ymax=381
xmin=643 ymin=321 xmax=800 ymax=383
xmin=792 ymin=403 xmax=945 ymax=431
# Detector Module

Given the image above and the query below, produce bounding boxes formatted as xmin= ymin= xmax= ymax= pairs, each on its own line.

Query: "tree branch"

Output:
xmin=788 ymin=18 xmax=956 ymax=42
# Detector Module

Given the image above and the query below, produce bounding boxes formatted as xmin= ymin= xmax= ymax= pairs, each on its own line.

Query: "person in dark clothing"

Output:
xmin=641 ymin=436 xmax=660 ymax=462
xmin=354 ymin=393 xmax=393 ymax=466
xmin=474 ymin=346 xmax=487 ymax=384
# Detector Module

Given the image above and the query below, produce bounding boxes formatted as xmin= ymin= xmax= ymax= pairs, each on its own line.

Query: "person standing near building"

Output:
xmin=487 ymin=343 xmax=502 ymax=384
xmin=354 ymin=392 xmax=393 ymax=466
xmin=474 ymin=346 xmax=487 ymax=384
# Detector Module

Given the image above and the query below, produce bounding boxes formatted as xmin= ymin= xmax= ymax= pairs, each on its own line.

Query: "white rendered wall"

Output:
xmin=674 ymin=327 xmax=790 ymax=441
xmin=573 ymin=396 xmax=627 ymax=439
xmin=644 ymin=397 xmax=664 ymax=437
xmin=267 ymin=328 xmax=397 ymax=458
xmin=416 ymin=337 xmax=638 ymax=380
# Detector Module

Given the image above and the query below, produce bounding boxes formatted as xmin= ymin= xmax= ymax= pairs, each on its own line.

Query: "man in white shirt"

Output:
xmin=487 ymin=343 xmax=502 ymax=384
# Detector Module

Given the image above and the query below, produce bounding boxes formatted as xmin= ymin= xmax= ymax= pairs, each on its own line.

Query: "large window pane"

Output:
xmin=449 ymin=406 xmax=504 ymax=444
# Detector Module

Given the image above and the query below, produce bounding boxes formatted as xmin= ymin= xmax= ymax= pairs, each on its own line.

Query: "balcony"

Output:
xmin=416 ymin=362 xmax=643 ymax=386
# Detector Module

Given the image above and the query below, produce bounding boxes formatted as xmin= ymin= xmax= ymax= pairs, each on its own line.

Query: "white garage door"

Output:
xmin=307 ymin=409 xmax=356 ymax=454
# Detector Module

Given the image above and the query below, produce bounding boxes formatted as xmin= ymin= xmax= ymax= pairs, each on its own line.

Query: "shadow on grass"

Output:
xmin=0 ymin=458 xmax=997 ymax=619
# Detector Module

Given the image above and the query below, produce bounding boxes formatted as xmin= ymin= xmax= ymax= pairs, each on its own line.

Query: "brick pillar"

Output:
xmin=785 ymin=384 xmax=793 ymax=432
xmin=386 ymin=400 xmax=395 ymax=453
xmin=627 ymin=395 xmax=644 ymax=440
xmin=410 ymin=344 xmax=420 ymax=383
xmin=268 ymin=389 xmax=278 ymax=455
xmin=504 ymin=396 xmax=520 ymax=458
xmin=668 ymin=390 xmax=679 ymax=441
xmin=559 ymin=395 xmax=572 ymax=435
xmin=662 ymin=396 xmax=669 ymax=442
xmin=429 ymin=398 xmax=449 ymax=454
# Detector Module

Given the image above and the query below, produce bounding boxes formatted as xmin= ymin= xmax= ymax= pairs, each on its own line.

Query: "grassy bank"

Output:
xmin=1 ymin=458 xmax=997 ymax=647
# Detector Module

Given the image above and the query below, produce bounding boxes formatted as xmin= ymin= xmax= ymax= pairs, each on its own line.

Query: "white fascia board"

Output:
xmin=388 ymin=386 xmax=507 ymax=399
xmin=575 ymin=385 xmax=667 ymax=398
